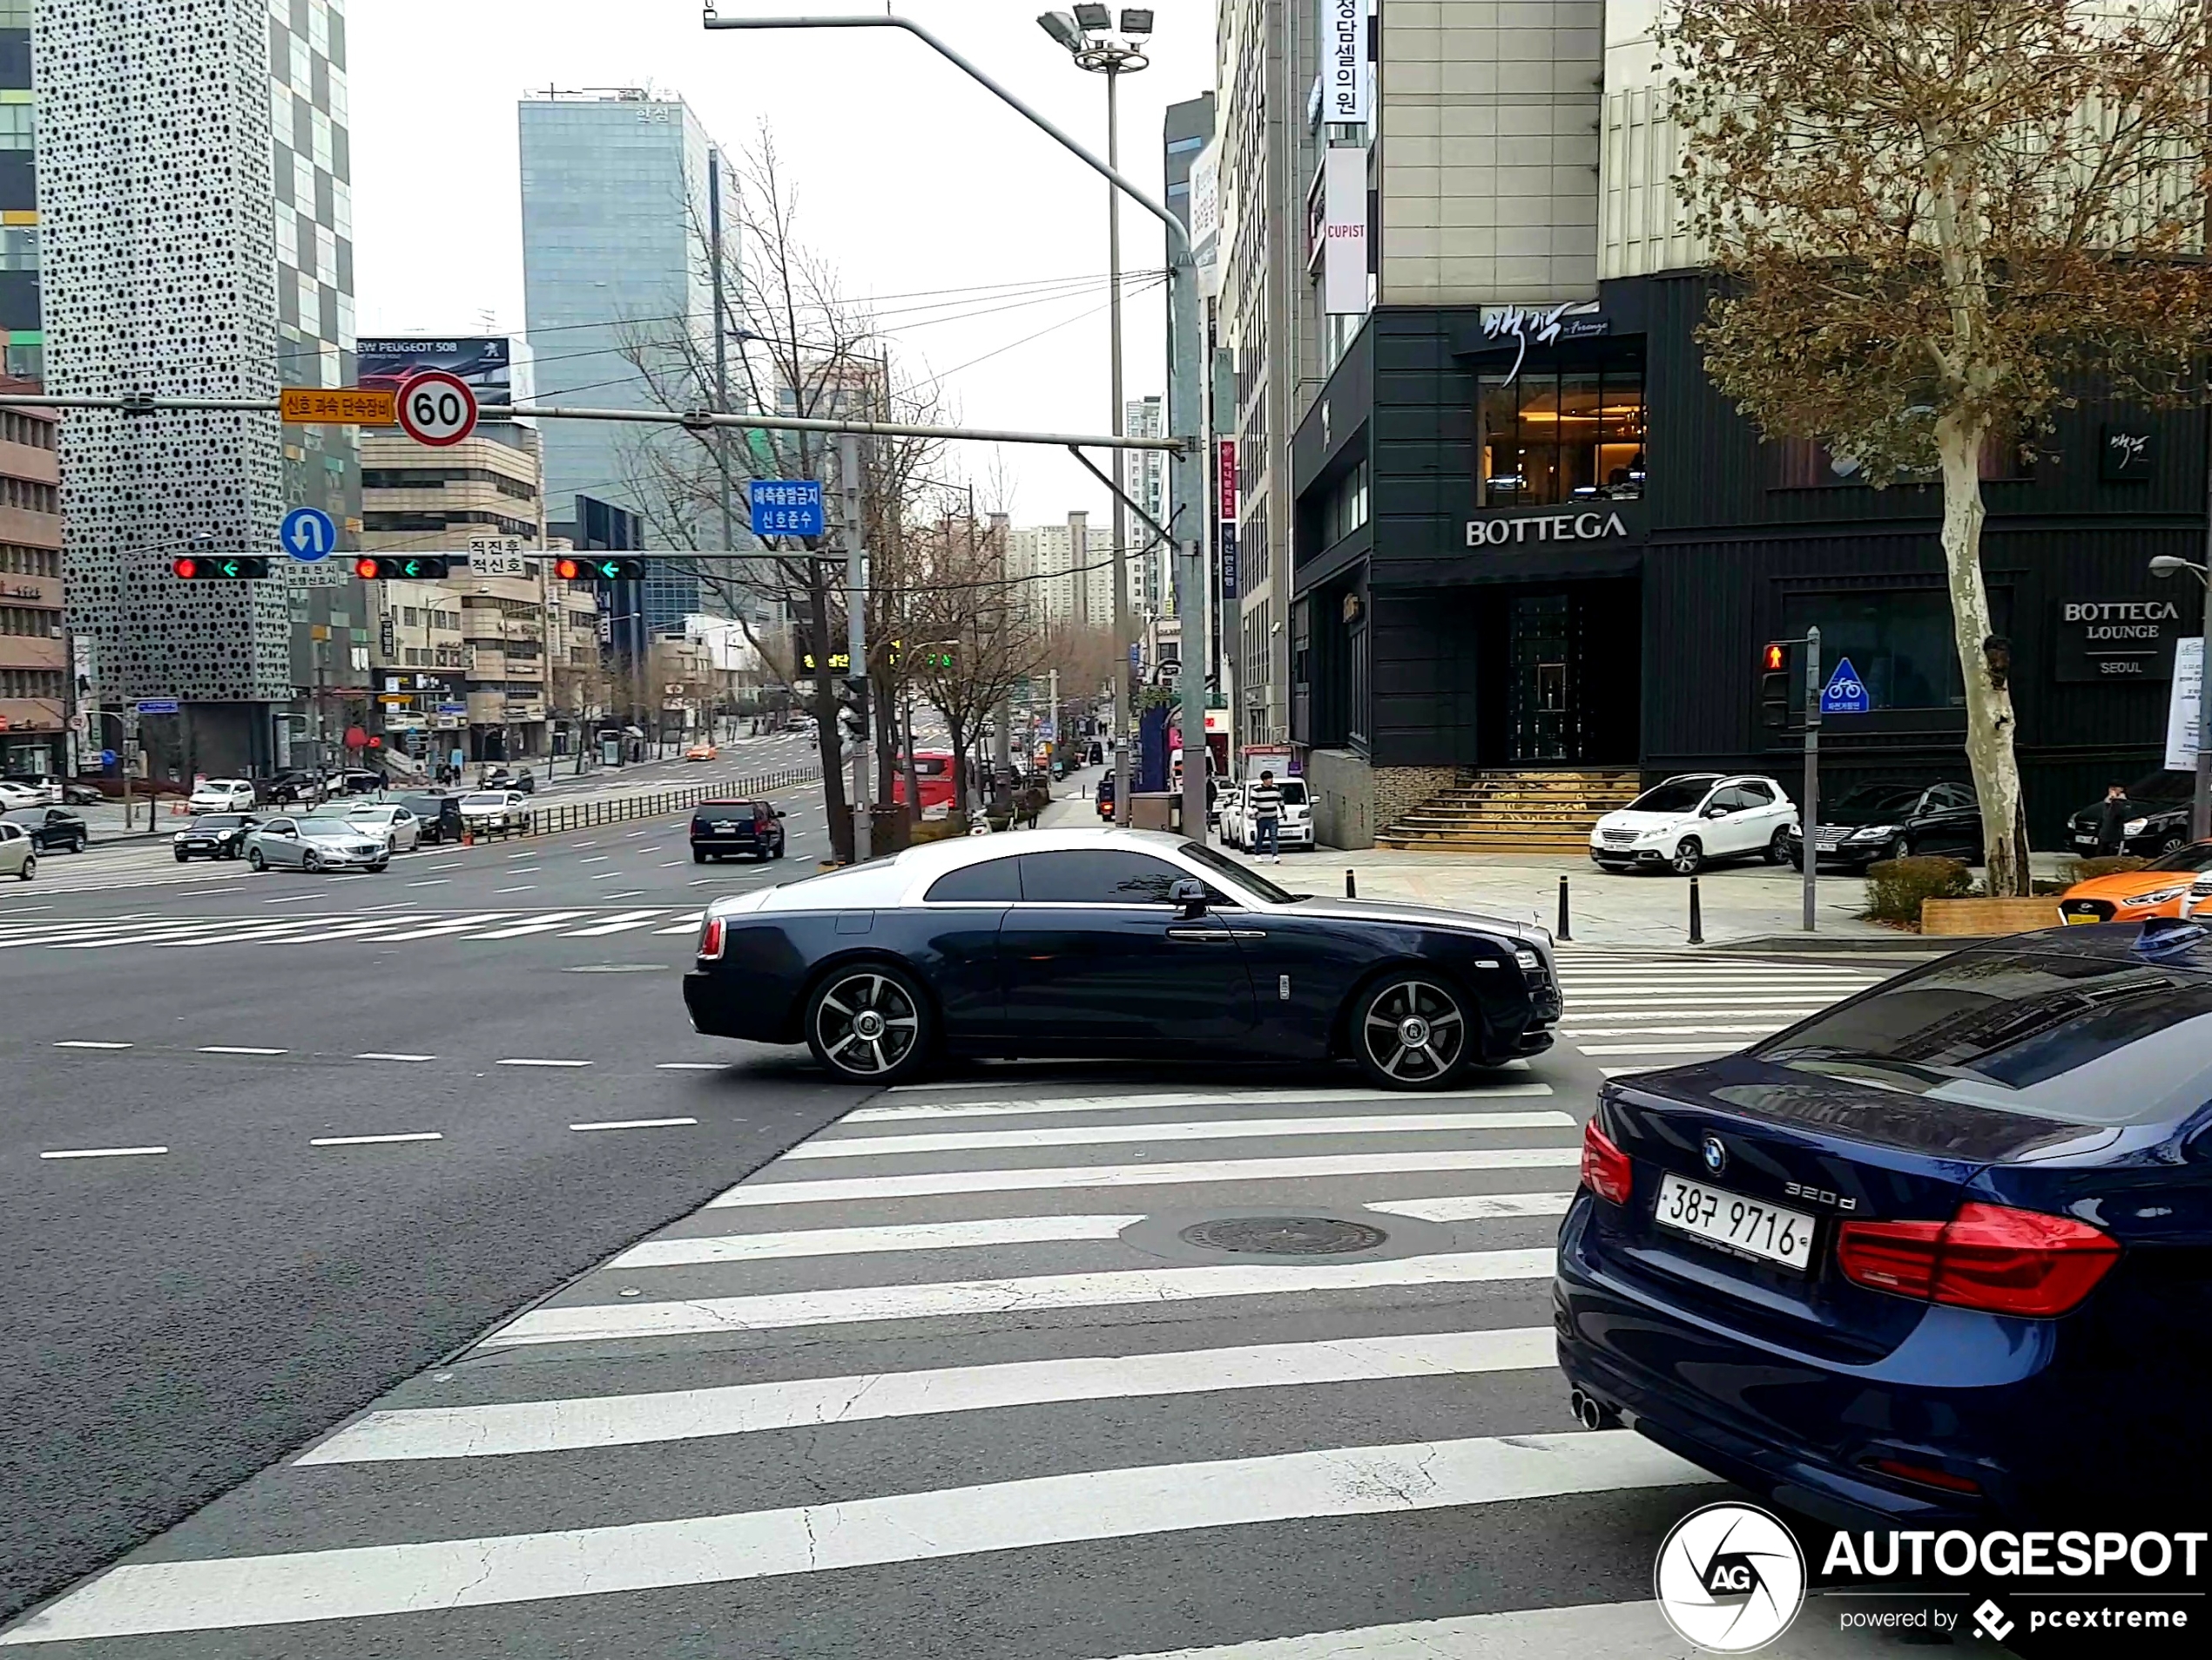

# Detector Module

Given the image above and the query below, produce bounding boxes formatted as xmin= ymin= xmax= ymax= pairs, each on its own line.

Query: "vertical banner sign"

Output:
xmin=2167 ymin=637 xmax=2203 ymax=769
xmin=1190 ymin=141 xmax=1222 ymax=299
xmin=1323 ymin=0 xmax=1370 ymax=124
xmin=1322 ymin=147 xmax=1369 ymax=315
xmin=1217 ymin=438 xmax=1239 ymax=604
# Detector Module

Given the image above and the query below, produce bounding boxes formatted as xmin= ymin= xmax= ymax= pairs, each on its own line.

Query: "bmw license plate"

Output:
xmin=1654 ymin=1173 xmax=1817 ymax=1273
xmin=1816 ymin=840 xmax=1839 ymax=853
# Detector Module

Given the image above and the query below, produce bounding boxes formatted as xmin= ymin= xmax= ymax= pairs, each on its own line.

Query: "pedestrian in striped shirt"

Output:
xmin=1249 ymin=770 xmax=1284 ymax=862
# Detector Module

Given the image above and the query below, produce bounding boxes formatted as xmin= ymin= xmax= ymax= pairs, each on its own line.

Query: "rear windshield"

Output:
xmin=400 ymin=798 xmax=448 ymax=816
xmin=1629 ymin=777 xmax=1718 ymax=813
xmin=696 ymin=802 xmax=760 ymax=818
xmin=461 ymin=794 xmax=509 ymax=808
xmin=1754 ymin=949 xmax=2212 ymax=1126
xmin=2143 ymin=842 xmax=2212 ymax=874
xmin=189 ymin=814 xmax=248 ymax=828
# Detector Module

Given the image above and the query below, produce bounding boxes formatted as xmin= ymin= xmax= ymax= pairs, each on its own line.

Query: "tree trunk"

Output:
xmin=808 ymin=577 xmax=850 ymax=862
xmin=945 ymin=709 xmax=969 ymax=821
xmin=1935 ymin=415 xmax=2033 ymax=895
xmin=900 ymin=691 xmax=921 ymax=824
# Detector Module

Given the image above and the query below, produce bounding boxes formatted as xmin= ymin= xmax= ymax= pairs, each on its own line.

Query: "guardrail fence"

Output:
xmin=524 ymin=766 xmax=822 ymax=836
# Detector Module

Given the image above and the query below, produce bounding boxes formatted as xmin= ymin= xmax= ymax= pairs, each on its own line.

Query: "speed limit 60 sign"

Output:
xmin=396 ymin=370 xmax=478 ymax=448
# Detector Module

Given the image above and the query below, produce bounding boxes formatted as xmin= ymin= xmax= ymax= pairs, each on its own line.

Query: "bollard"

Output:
xmin=1556 ymin=875 xmax=1572 ymax=941
xmin=1345 ymin=868 xmax=1357 ymax=899
xmin=1688 ymin=874 xmax=1704 ymax=945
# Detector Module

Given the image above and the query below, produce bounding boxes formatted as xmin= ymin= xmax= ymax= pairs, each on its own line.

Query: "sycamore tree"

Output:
xmin=1660 ymin=0 xmax=2212 ymax=894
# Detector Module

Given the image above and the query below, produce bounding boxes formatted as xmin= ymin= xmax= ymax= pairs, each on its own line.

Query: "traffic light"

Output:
xmin=352 ymin=557 xmax=453 ymax=580
xmin=172 ymin=556 xmax=269 ymax=579
xmin=916 ymin=645 xmax=956 ymax=672
xmin=1761 ymin=641 xmax=1792 ymax=730
xmin=836 ymin=674 xmax=871 ymax=749
xmin=554 ymin=556 xmax=646 ymax=581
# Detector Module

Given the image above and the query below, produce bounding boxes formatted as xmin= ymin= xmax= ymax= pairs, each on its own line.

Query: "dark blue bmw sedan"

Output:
xmin=1555 ymin=922 xmax=2212 ymax=1526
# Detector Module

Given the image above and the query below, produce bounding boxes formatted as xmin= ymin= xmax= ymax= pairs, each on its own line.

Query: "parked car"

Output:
xmin=690 ymin=799 xmax=786 ymax=862
xmin=0 ymin=820 xmax=37 ymax=881
xmin=342 ymin=800 xmax=422 ymax=853
xmin=187 ymin=778 xmax=257 ymax=813
xmin=0 ymin=780 xmax=51 ymax=812
xmin=397 ymin=793 xmax=463 ymax=846
xmin=61 ymin=781 xmax=105 ymax=806
xmin=172 ymin=812 xmax=258 ymax=861
xmin=243 ymin=814 xmax=390 ymax=873
xmin=2 ymin=807 xmax=87 ymax=854
xmin=684 ymin=743 xmax=718 ymax=763
xmin=1782 ymin=780 xmax=1981 ymax=869
xmin=1 ymin=773 xmax=61 ymax=806
xmin=457 ymin=790 xmax=530 ymax=836
xmin=261 ymin=771 xmax=324 ymax=806
xmin=1559 ymin=920 xmax=2212 ymax=1523
xmin=2058 ymin=840 xmax=2212 ymax=924
xmin=1222 ymin=778 xmax=1313 ymax=852
xmin=2067 ymin=768 xmax=2195 ymax=859
xmin=478 ymin=768 xmax=536 ymax=794
xmin=683 ymin=827 xmax=1561 ymax=1087
xmin=1589 ymin=773 xmax=1798 ymax=874
xmin=333 ymin=769 xmax=385 ymax=797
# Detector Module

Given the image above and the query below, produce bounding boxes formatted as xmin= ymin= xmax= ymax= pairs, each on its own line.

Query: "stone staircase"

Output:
xmin=1378 ymin=767 xmax=1643 ymax=854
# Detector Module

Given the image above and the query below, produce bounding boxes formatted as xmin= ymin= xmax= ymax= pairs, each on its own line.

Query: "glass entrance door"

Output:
xmin=1508 ymin=594 xmax=1575 ymax=762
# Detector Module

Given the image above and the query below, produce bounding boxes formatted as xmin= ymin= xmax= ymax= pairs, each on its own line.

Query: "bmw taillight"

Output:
xmin=1580 ymin=1120 xmax=1632 ymax=1206
xmin=1837 ymin=1203 xmax=2118 ymax=1317
xmin=697 ymin=916 xmax=725 ymax=961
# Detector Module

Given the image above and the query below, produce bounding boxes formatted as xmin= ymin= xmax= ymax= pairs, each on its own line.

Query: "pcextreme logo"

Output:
xmin=1654 ymin=1501 xmax=1807 ymax=1653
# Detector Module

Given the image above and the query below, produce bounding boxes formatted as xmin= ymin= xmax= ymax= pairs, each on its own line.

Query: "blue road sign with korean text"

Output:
xmin=749 ymin=479 xmax=825 ymax=539
xmin=1820 ymin=656 xmax=1872 ymax=716
xmin=280 ymin=505 xmax=338 ymax=563
xmin=133 ymin=698 xmax=179 ymax=716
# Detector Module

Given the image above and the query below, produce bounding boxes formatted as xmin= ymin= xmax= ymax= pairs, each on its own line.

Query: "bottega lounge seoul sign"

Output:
xmin=1465 ymin=509 xmax=1634 ymax=547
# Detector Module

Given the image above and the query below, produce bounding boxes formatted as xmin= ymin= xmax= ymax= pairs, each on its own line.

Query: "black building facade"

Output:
xmin=1290 ymin=273 xmax=2203 ymax=847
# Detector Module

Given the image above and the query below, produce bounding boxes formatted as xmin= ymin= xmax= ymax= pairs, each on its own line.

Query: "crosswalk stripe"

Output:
xmin=846 ymin=1083 xmax=1556 ymax=1123
xmin=299 ymin=1327 xmax=1556 ymax=1464
xmin=1084 ymin=1602 xmax=1700 ymax=1660
xmin=1575 ymin=1042 xmax=1739 ymax=1056
xmin=612 ymin=1213 xmax=1147 ymax=1267
xmin=1372 ymin=1191 xmax=1575 ymax=1222
xmin=1562 ymin=995 xmax=1845 ymax=1010
xmin=482 ymin=1247 xmax=1559 ymax=1347
xmin=0 ymin=1431 xmax=1710 ymax=1641
xmin=558 ymin=910 xmax=668 ymax=936
xmin=370 ymin=912 xmax=516 ymax=941
xmin=1559 ymin=1024 xmax=1786 ymax=1038
xmin=709 ymin=1148 xmax=1586 ymax=1208
xmin=267 ymin=917 xmax=435 ymax=945
xmin=796 ymin=1110 xmax=1578 ymax=1159
xmin=469 ymin=912 xmax=591 ymax=939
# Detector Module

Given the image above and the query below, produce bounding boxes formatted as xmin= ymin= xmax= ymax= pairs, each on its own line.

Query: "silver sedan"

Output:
xmin=242 ymin=814 xmax=391 ymax=873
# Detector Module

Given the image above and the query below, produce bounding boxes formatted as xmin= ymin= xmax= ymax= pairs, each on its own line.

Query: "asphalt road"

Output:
xmin=0 ymin=752 xmax=858 ymax=1623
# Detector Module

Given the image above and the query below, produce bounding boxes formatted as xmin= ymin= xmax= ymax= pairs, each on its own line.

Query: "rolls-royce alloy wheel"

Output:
xmin=806 ymin=965 xmax=931 ymax=1083
xmin=1352 ymin=974 xmax=1472 ymax=1091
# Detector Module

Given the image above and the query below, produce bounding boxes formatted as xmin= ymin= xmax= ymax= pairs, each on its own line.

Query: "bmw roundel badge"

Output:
xmin=1701 ymin=1136 xmax=1727 ymax=1176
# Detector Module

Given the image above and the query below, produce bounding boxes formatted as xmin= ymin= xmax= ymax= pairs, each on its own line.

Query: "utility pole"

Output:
xmin=1803 ymin=624 xmax=1822 ymax=933
xmin=1106 ymin=65 xmax=1133 ymax=827
xmin=840 ymin=429 xmax=871 ymax=861
xmin=709 ymin=150 xmax=735 ymax=563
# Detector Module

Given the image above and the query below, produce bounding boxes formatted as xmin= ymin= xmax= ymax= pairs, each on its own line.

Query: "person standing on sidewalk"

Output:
xmin=2094 ymin=780 xmax=2135 ymax=856
xmin=1249 ymin=769 xmax=1284 ymax=863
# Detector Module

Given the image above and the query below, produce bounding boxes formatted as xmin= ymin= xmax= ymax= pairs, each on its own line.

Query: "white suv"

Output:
xmin=187 ymin=778 xmax=257 ymax=813
xmin=1590 ymin=773 xmax=1799 ymax=876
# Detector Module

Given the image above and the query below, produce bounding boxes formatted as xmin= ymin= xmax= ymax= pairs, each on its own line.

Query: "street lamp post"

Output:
xmin=1040 ymin=8 xmax=1150 ymax=828
xmin=2150 ymin=554 xmax=2212 ymax=840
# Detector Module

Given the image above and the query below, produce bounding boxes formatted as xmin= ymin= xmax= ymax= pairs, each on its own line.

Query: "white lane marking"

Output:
xmin=604 ymin=890 xmax=647 ymax=900
xmin=371 ymin=913 xmax=520 ymax=941
xmin=635 ymin=847 xmax=664 ymax=854
xmin=494 ymin=886 xmax=536 ymax=894
xmin=428 ymin=862 xmax=464 ymax=871
xmin=658 ymin=861 xmax=683 ymax=868
xmin=623 ymin=830 xmax=648 ymax=838
xmin=573 ymin=840 xmax=599 ymax=847
xmin=796 ymin=1110 xmax=1578 ymax=1160
xmin=847 ymin=1083 xmax=1558 ymax=1123
xmin=1081 ymin=1602 xmax=1697 ymax=1660
xmin=569 ymin=1117 xmax=698 ymax=1132
xmin=301 ymin=1326 xmax=1551 ymax=1464
xmin=590 ymin=872 xmax=623 ymax=881
xmin=197 ymin=1045 xmax=286 ymax=1056
xmin=709 ymin=1148 xmax=1582 ymax=1209
xmin=353 ymin=1052 xmax=437 ymax=1063
xmin=472 ymin=911 xmax=591 ymax=939
xmin=654 ymin=1062 xmax=723 ymax=1070
xmin=556 ymin=910 xmax=666 ymax=937
xmin=16 ymin=1431 xmax=1709 ymax=1638
xmin=486 ymin=1247 xmax=1557 ymax=1347
xmin=687 ymin=878 xmax=712 ymax=886
xmin=1576 ymin=1043 xmax=1743 ymax=1056
xmin=505 ymin=851 xmax=535 ymax=860
xmin=309 ymin=1132 xmax=443 ymax=1147
xmin=260 ymin=894 xmax=320 ymax=904
xmin=54 ymin=1040 xmax=132 ymax=1049
xmin=40 ymin=1145 xmax=167 ymax=1160
xmin=497 ymin=1057 xmax=592 ymax=1069
xmin=1372 ymin=1191 xmax=1575 ymax=1223
xmin=405 ymin=880 xmax=450 ymax=888
xmin=1561 ymin=1024 xmax=1791 ymax=1038
xmin=612 ymin=1213 xmax=1147 ymax=1268
xmin=578 ymin=855 xmax=610 ymax=863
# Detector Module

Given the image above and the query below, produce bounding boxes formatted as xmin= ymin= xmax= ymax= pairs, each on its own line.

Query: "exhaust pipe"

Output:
xmin=1568 ymin=1387 xmax=1618 ymax=1431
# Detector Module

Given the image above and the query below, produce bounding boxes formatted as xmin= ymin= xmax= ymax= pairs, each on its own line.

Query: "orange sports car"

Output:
xmin=684 ymin=743 xmax=718 ymax=763
xmin=2056 ymin=840 xmax=2212 ymax=924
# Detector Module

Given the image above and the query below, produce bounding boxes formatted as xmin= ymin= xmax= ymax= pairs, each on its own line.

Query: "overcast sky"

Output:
xmin=351 ymin=1 xmax=1215 ymax=528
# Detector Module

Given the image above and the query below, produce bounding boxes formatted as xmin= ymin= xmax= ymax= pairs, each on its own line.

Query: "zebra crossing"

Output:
xmin=0 ymin=1068 xmax=1882 ymax=1658
xmin=1551 ymin=948 xmax=1894 ymax=1075
xmin=0 ymin=907 xmax=709 ymax=951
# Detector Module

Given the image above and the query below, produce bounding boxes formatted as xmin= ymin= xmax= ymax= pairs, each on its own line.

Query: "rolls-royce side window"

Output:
xmin=1015 ymin=851 xmax=1191 ymax=905
xmin=924 ymin=858 xmax=1022 ymax=902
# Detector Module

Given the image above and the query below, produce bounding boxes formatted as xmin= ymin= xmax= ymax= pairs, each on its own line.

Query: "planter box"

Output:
xmin=1920 ymin=897 xmax=2065 ymax=937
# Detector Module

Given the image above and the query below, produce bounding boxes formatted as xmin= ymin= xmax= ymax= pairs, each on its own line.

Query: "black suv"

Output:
xmin=691 ymin=800 xmax=786 ymax=862
xmin=1783 ymin=780 xmax=1982 ymax=868
xmin=2069 ymin=768 xmax=2196 ymax=858
xmin=398 ymin=793 xmax=464 ymax=846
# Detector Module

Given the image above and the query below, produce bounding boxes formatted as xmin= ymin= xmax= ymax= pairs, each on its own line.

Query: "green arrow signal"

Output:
xmin=402 ymin=559 xmax=421 ymax=577
xmin=597 ymin=560 xmax=619 ymax=578
xmin=219 ymin=559 xmax=240 ymax=577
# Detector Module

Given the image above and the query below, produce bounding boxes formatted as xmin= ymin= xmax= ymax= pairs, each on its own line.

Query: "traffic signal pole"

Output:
xmin=840 ymin=430 xmax=872 ymax=863
xmin=1803 ymin=624 xmax=1821 ymax=934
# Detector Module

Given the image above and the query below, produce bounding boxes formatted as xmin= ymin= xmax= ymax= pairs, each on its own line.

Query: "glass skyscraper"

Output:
xmin=518 ymin=89 xmax=728 ymax=633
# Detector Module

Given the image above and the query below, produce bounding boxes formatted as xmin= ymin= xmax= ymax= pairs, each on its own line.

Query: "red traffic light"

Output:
xmin=173 ymin=557 xmax=198 ymax=579
xmin=1763 ymin=642 xmax=1788 ymax=672
xmin=354 ymin=557 xmax=381 ymax=579
xmin=553 ymin=557 xmax=583 ymax=581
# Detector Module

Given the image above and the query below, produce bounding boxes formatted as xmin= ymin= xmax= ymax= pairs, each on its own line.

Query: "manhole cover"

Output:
xmin=1177 ymin=1216 xmax=1389 ymax=1256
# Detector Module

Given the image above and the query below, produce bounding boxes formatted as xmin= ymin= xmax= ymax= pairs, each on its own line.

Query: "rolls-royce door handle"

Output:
xmin=1165 ymin=927 xmax=1236 ymax=942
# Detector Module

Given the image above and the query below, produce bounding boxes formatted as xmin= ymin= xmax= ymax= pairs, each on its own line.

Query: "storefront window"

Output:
xmin=1779 ymin=589 xmax=2006 ymax=712
xmin=1479 ymin=360 xmax=1646 ymax=508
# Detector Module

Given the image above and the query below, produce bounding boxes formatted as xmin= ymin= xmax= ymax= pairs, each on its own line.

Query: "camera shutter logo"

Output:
xmin=1654 ymin=1501 xmax=1806 ymax=1652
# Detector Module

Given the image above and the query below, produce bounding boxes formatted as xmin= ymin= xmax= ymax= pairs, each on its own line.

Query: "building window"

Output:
xmin=1479 ymin=359 xmax=1646 ymax=508
xmin=1779 ymin=588 xmax=2004 ymax=712
xmin=1320 ymin=459 xmax=1368 ymax=546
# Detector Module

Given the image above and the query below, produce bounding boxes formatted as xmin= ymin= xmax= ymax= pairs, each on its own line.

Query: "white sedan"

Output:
xmin=343 ymin=801 xmax=422 ymax=853
xmin=457 ymin=790 xmax=531 ymax=836
xmin=188 ymin=778 xmax=257 ymax=813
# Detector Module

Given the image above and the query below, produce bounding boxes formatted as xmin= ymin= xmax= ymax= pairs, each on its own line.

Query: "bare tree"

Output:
xmin=907 ymin=512 xmax=1049 ymax=819
xmin=1662 ymin=0 xmax=2212 ymax=894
